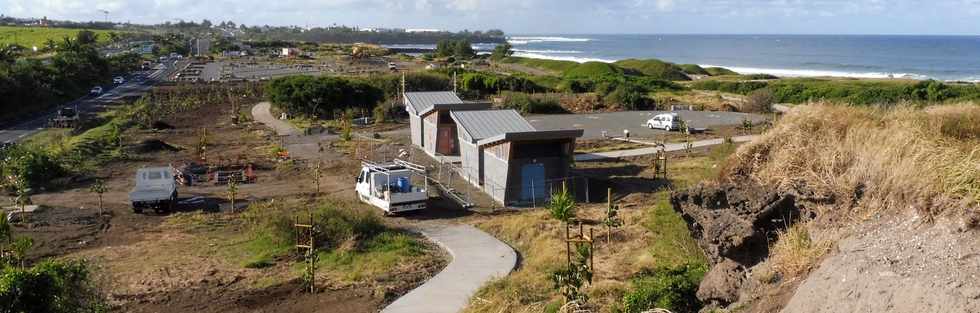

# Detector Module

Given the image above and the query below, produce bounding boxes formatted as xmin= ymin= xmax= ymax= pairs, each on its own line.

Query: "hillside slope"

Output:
xmin=673 ymin=103 xmax=980 ymax=312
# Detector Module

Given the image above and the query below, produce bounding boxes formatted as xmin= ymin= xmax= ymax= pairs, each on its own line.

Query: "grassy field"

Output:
xmin=0 ymin=26 xmax=115 ymax=48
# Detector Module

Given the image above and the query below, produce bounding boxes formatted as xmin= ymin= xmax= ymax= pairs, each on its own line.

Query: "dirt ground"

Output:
xmin=1 ymin=93 xmax=444 ymax=313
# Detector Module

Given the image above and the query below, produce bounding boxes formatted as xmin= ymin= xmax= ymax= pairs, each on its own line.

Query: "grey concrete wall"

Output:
xmin=459 ymin=140 xmax=481 ymax=186
xmin=482 ymin=148 xmax=510 ymax=204
xmin=410 ymin=114 xmax=422 ymax=147
xmin=423 ymin=113 xmax=438 ymax=156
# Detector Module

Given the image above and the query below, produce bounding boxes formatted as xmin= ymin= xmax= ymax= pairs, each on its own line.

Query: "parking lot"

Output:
xmin=527 ymin=110 xmax=769 ymax=139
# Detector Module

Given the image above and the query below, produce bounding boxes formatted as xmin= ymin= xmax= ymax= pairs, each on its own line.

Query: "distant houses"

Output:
xmin=404 ymin=91 xmax=583 ymax=206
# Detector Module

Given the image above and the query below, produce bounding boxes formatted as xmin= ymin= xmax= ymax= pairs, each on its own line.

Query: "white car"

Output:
xmin=113 ymin=76 xmax=125 ymax=84
xmin=89 ymin=86 xmax=103 ymax=96
xmin=646 ymin=113 xmax=682 ymax=131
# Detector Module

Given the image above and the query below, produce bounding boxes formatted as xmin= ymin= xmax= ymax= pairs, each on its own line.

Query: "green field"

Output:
xmin=0 ymin=26 xmax=115 ymax=48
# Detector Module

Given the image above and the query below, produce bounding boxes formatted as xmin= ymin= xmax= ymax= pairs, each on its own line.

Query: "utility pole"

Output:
xmin=98 ymin=10 xmax=109 ymax=23
xmin=452 ymin=71 xmax=457 ymax=94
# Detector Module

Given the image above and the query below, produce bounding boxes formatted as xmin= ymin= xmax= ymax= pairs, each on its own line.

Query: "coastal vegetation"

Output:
xmin=435 ymin=39 xmax=476 ymax=59
xmin=691 ymin=78 xmax=980 ymax=105
xmin=613 ymin=59 xmax=691 ymax=81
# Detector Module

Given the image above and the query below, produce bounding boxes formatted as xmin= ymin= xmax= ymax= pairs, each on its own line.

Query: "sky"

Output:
xmin=2 ymin=0 xmax=980 ymax=35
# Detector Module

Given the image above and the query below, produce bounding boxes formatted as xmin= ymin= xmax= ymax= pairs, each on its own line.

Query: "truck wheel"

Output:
xmin=133 ymin=207 xmax=143 ymax=214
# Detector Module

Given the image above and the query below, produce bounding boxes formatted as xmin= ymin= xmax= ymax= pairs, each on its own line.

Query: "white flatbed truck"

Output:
xmin=356 ymin=160 xmax=429 ymax=215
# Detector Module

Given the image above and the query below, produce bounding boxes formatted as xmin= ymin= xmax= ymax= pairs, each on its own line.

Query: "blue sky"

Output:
xmin=2 ymin=0 xmax=979 ymax=35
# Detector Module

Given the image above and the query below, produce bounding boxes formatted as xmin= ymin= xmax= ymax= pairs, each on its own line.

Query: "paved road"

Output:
xmin=528 ymin=110 xmax=768 ymax=139
xmin=0 ymin=59 xmax=181 ymax=145
xmin=382 ymin=223 xmax=516 ymax=313
xmin=575 ymin=135 xmax=759 ymax=161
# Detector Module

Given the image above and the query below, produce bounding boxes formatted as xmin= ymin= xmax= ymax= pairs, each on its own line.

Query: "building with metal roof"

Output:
xmin=404 ymin=91 xmax=490 ymax=157
xmin=451 ymin=110 xmax=583 ymax=205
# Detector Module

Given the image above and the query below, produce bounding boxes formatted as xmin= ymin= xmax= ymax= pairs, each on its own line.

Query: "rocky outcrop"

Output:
xmin=696 ymin=259 xmax=745 ymax=304
xmin=671 ymin=182 xmax=801 ymax=306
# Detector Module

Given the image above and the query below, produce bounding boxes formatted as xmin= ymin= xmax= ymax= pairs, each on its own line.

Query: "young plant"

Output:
xmin=13 ymin=177 xmax=31 ymax=217
xmin=227 ymin=179 xmax=239 ymax=212
xmin=10 ymin=237 xmax=32 ymax=268
xmin=604 ymin=188 xmax=623 ymax=243
xmin=548 ymin=183 xmax=576 ymax=224
xmin=312 ymin=161 xmax=322 ymax=195
xmin=89 ymin=179 xmax=107 ymax=215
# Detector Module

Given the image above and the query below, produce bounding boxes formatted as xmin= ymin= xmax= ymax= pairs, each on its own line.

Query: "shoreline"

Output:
xmin=384 ymin=40 xmax=977 ymax=82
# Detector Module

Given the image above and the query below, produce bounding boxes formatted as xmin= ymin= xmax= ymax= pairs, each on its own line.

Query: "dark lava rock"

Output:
xmin=671 ymin=182 xmax=800 ymax=266
xmin=672 ymin=182 xmax=802 ymax=306
xmin=697 ymin=258 xmax=745 ymax=305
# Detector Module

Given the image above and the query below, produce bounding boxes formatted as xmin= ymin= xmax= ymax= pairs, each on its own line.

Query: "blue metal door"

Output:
xmin=520 ymin=163 xmax=546 ymax=202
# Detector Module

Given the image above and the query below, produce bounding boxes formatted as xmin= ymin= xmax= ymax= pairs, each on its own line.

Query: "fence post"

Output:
xmin=531 ymin=179 xmax=536 ymax=208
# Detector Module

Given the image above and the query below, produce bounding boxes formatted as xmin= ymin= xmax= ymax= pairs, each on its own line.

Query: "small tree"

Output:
xmin=339 ymin=111 xmax=353 ymax=142
xmin=548 ymin=183 xmax=576 ymax=224
xmin=89 ymin=179 xmax=107 ymax=215
xmin=372 ymin=105 xmax=387 ymax=125
xmin=10 ymin=237 xmax=32 ymax=268
xmin=227 ymin=179 xmax=239 ymax=212
xmin=13 ymin=177 xmax=31 ymax=217
xmin=603 ymin=188 xmax=622 ymax=243
xmin=312 ymin=161 xmax=321 ymax=195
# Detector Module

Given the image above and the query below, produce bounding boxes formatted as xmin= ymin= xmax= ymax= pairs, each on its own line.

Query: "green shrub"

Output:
xmin=604 ymin=84 xmax=647 ymax=110
xmin=704 ymin=67 xmax=739 ymax=76
xmin=621 ymin=263 xmax=707 ymax=313
xmin=500 ymin=56 xmax=579 ymax=73
xmin=678 ymin=64 xmax=709 ymax=76
xmin=614 ymin=59 xmax=691 ymax=81
xmin=563 ymin=62 xmax=626 ymax=80
xmin=0 ymin=259 xmax=108 ymax=313
xmin=0 ymin=144 xmax=65 ymax=190
xmin=500 ymin=92 xmax=566 ymax=114
xmin=691 ymin=80 xmax=769 ymax=95
xmin=267 ymin=75 xmax=384 ymax=118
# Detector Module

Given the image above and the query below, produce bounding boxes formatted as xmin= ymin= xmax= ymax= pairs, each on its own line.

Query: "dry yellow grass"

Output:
xmin=724 ymin=102 xmax=980 ymax=221
xmin=768 ymin=222 xmax=831 ymax=277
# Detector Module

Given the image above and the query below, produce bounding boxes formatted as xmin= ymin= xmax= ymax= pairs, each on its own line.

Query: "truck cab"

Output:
xmin=355 ymin=161 xmax=428 ymax=215
xmin=129 ymin=166 xmax=178 ymax=214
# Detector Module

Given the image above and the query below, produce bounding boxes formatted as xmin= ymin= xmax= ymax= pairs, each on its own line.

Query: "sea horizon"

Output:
xmin=392 ymin=34 xmax=980 ymax=81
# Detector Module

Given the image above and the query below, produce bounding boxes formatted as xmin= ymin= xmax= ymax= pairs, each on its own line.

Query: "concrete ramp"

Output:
xmin=382 ymin=223 xmax=517 ymax=313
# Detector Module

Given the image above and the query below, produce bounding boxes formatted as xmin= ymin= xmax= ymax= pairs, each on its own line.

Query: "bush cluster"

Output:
xmin=620 ymin=263 xmax=707 ymax=313
xmin=499 ymin=92 xmax=565 ymax=114
xmin=267 ymin=75 xmax=384 ymax=118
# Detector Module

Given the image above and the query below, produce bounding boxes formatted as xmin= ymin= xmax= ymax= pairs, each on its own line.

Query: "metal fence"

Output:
xmin=428 ymin=160 xmax=593 ymax=210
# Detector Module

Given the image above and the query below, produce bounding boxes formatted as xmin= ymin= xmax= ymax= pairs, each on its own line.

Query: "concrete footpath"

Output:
xmin=251 ymin=102 xmax=300 ymax=136
xmin=382 ymin=223 xmax=517 ymax=313
xmin=575 ymin=135 xmax=758 ymax=161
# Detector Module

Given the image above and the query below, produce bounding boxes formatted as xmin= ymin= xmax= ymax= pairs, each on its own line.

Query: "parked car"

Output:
xmin=113 ymin=76 xmax=125 ymax=84
xmin=89 ymin=86 xmax=103 ymax=96
xmin=646 ymin=113 xmax=682 ymax=131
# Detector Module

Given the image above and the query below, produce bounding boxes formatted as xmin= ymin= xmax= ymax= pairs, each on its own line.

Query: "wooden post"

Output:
xmin=607 ymin=188 xmax=612 ymax=243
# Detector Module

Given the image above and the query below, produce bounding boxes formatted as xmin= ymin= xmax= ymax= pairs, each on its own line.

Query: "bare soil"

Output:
xmin=2 ymin=94 xmax=444 ymax=313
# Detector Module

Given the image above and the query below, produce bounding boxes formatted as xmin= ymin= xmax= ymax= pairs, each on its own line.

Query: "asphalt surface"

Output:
xmin=527 ymin=110 xmax=769 ymax=139
xmin=575 ymin=135 xmax=759 ymax=161
xmin=0 ymin=58 xmax=182 ymax=145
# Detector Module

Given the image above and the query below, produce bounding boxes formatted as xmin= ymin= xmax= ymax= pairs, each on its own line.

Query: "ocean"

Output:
xmin=505 ymin=34 xmax=980 ymax=81
xmin=390 ymin=34 xmax=980 ymax=81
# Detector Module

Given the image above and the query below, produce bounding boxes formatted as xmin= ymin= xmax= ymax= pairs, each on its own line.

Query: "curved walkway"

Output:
xmin=251 ymin=102 xmax=300 ymax=136
xmin=383 ymin=223 xmax=517 ymax=313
